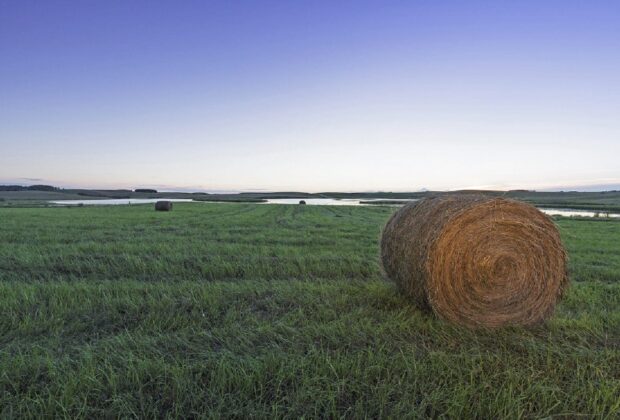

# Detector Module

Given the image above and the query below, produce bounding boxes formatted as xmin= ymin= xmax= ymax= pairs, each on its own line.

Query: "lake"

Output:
xmin=263 ymin=198 xmax=413 ymax=206
xmin=48 ymin=198 xmax=620 ymax=218
xmin=49 ymin=198 xmax=194 ymax=205
xmin=539 ymin=208 xmax=620 ymax=218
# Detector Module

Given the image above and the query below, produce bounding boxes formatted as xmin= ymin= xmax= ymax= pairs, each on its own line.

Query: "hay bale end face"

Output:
xmin=155 ymin=201 xmax=173 ymax=211
xmin=381 ymin=195 xmax=568 ymax=328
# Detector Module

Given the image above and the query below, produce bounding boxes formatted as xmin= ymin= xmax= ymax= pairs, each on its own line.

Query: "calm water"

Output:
xmin=263 ymin=198 xmax=412 ymax=206
xmin=264 ymin=199 xmax=620 ymax=218
xmin=50 ymin=197 xmax=411 ymax=206
xmin=539 ymin=208 xmax=620 ymax=218
xmin=48 ymin=198 xmax=620 ymax=218
xmin=50 ymin=198 xmax=194 ymax=205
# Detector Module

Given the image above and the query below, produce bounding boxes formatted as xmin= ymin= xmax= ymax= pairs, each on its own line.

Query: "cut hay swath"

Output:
xmin=381 ymin=195 xmax=568 ymax=328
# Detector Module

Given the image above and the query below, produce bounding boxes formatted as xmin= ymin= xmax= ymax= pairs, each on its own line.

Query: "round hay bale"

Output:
xmin=155 ymin=201 xmax=173 ymax=211
xmin=299 ymin=200 xmax=307 ymax=205
xmin=381 ymin=195 xmax=568 ymax=328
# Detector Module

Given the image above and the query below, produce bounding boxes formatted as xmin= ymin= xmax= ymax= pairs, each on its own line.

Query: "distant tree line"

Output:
xmin=134 ymin=189 xmax=158 ymax=193
xmin=0 ymin=185 xmax=58 ymax=192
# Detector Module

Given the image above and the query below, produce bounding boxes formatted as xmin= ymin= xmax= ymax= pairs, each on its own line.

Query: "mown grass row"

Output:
xmin=1 ymin=203 xmax=619 ymax=417
xmin=2 ymin=203 xmax=619 ymax=283
xmin=1 ymin=204 xmax=387 ymax=282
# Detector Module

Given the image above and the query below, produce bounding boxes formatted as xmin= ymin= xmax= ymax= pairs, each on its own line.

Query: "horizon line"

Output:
xmin=2 ymin=180 xmax=620 ymax=194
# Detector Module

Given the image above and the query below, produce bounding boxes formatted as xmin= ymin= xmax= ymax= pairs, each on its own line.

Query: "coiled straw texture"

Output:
xmin=381 ymin=195 xmax=568 ymax=328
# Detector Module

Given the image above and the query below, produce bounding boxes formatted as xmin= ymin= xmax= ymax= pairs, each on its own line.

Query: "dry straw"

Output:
xmin=155 ymin=201 xmax=173 ymax=211
xmin=381 ymin=195 xmax=568 ymax=328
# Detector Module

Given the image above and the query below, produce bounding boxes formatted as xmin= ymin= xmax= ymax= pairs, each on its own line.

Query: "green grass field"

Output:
xmin=1 ymin=203 xmax=619 ymax=418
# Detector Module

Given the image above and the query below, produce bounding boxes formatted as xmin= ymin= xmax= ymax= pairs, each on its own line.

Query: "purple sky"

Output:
xmin=1 ymin=1 xmax=619 ymax=192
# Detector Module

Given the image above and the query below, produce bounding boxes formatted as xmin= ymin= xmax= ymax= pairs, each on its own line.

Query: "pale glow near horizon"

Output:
xmin=1 ymin=2 xmax=619 ymax=192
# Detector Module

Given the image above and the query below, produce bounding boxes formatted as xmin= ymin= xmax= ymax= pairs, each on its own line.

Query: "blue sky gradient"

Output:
xmin=1 ymin=1 xmax=619 ymax=191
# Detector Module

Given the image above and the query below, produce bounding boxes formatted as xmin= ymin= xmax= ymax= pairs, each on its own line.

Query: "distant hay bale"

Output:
xmin=155 ymin=201 xmax=173 ymax=211
xmin=299 ymin=200 xmax=307 ymax=205
xmin=381 ymin=195 xmax=568 ymax=328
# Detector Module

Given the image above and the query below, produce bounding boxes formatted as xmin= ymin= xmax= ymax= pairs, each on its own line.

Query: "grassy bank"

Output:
xmin=1 ymin=204 xmax=619 ymax=417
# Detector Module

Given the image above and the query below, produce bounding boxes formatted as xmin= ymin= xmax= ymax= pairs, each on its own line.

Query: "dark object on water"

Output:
xmin=299 ymin=200 xmax=307 ymax=205
xmin=155 ymin=201 xmax=173 ymax=211
xmin=381 ymin=194 xmax=568 ymax=329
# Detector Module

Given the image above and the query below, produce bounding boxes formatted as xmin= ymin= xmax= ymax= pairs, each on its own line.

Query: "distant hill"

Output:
xmin=0 ymin=184 xmax=58 ymax=192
